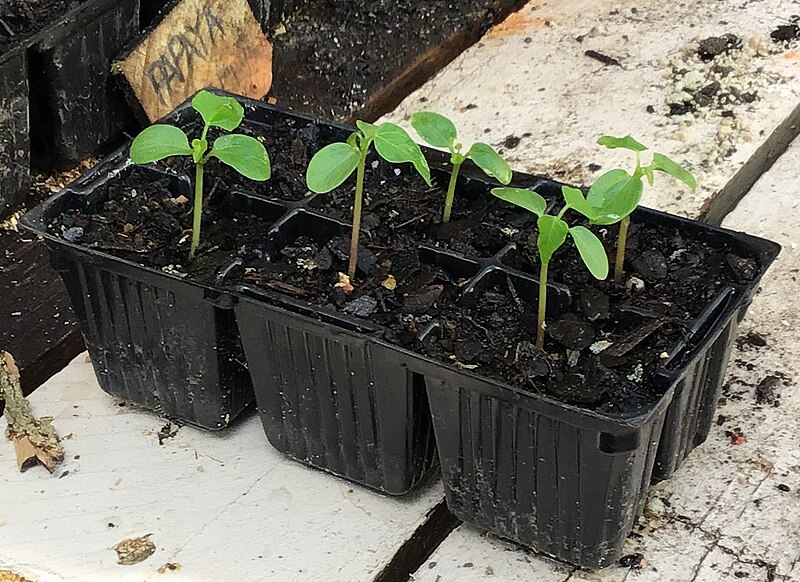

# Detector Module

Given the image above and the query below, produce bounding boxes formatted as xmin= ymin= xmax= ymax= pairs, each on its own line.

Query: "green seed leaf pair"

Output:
xmin=306 ymin=121 xmax=431 ymax=194
xmin=411 ymin=111 xmax=512 ymax=185
xmin=129 ymin=90 xmax=271 ymax=181
xmin=490 ymin=186 xmax=608 ymax=280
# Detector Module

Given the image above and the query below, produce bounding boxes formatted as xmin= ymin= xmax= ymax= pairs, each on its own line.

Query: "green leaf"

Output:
xmin=306 ymin=142 xmax=361 ymax=193
xmin=570 ymin=226 xmax=608 ymax=280
xmin=491 ymin=187 xmax=547 ymax=217
xmin=374 ymin=122 xmax=431 ymax=186
xmin=209 ymin=134 xmax=271 ymax=181
xmin=597 ymin=135 xmax=648 ymax=152
xmin=410 ymin=111 xmax=457 ymax=148
xmin=561 ymin=185 xmax=598 ymax=220
xmin=650 ymin=152 xmax=697 ymax=191
xmin=192 ymin=90 xmax=244 ymax=131
xmin=130 ymin=124 xmax=192 ymax=164
xmin=356 ymin=120 xmax=377 ymax=142
xmin=537 ymin=215 xmax=569 ymax=264
xmin=468 ymin=142 xmax=512 ymax=185
xmin=586 ymin=169 xmax=642 ymax=225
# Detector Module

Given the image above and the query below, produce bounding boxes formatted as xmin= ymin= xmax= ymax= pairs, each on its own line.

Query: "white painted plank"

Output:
xmin=384 ymin=0 xmax=800 ymax=221
xmin=0 ymin=355 xmax=444 ymax=582
xmin=410 ymin=138 xmax=800 ymax=581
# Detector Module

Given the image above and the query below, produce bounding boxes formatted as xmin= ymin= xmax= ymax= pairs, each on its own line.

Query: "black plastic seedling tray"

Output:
xmin=20 ymin=91 xmax=780 ymax=566
xmin=0 ymin=36 xmax=31 ymax=217
xmin=28 ymin=0 xmax=140 ymax=168
xmin=20 ymin=160 xmax=255 ymax=430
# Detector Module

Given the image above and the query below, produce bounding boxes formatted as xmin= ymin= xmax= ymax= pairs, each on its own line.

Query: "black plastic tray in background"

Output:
xmin=28 ymin=0 xmax=140 ymax=168
xmin=20 ymin=163 xmax=257 ymax=430
xmin=0 ymin=45 xmax=30 ymax=217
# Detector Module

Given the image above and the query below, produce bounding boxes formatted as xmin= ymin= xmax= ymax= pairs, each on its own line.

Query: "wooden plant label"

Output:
xmin=118 ymin=0 xmax=273 ymax=121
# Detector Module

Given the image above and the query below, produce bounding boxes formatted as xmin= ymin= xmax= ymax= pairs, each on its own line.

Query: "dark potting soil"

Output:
xmin=0 ymin=0 xmax=85 ymax=49
xmin=270 ymin=0 xmax=502 ymax=120
xmin=420 ymin=277 xmax=685 ymax=416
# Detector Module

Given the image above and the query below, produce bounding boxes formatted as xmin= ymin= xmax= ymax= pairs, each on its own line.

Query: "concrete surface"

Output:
xmin=408 ymin=135 xmax=800 ymax=582
xmin=0 ymin=355 xmax=444 ymax=582
xmin=384 ymin=0 xmax=800 ymax=222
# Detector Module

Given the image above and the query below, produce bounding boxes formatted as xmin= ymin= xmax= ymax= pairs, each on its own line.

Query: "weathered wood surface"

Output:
xmin=0 ymin=355 xmax=450 ymax=582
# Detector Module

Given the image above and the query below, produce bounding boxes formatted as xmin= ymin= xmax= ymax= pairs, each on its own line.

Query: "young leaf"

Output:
xmin=561 ymin=185 xmax=598 ymax=220
xmin=537 ymin=215 xmax=569 ymax=264
xmin=130 ymin=124 xmax=192 ymax=164
xmin=491 ymin=187 xmax=547 ymax=217
xmin=650 ymin=152 xmax=697 ymax=191
xmin=597 ymin=135 xmax=648 ymax=152
xmin=570 ymin=226 xmax=609 ymax=280
xmin=586 ymin=169 xmax=642 ymax=225
xmin=374 ymin=123 xmax=431 ymax=186
xmin=192 ymin=90 xmax=245 ymax=131
xmin=586 ymin=169 xmax=630 ymax=206
xmin=590 ymin=177 xmax=643 ymax=225
xmin=209 ymin=134 xmax=271 ymax=181
xmin=410 ymin=111 xmax=457 ymax=148
xmin=356 ymin=120 xmax=377 ymax=142
xmin=468 ymin=142 xmax=512 ymax=185
xmin=306 ymin=142 xmax=361 ymax=193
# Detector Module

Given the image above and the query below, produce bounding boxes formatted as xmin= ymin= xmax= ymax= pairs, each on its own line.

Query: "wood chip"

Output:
xmin=381 ymin=275 xmax=397 ymax=290
xmin=334 ymin=272 xmax=354 ymax=293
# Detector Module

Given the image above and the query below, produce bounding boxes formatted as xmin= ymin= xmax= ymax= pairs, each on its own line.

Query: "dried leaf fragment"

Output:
xmin=113 ymin=535 xmax=156 ymax=565
xmin=0 ymin=569 xmax=35 ymax=582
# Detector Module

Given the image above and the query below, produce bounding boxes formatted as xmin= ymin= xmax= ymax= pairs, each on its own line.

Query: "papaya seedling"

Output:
xmin=129 ymin=90 xmax=271 ymax=260
xmin=491 ymin=186 xmax=608 ymax=348
xmin=306 ymin=120 xmax=431 ymax=281
xmin=563 ymin=135 xmax=696 ymax=282
xmin=411 ymin=111 xmax=512 ymax=222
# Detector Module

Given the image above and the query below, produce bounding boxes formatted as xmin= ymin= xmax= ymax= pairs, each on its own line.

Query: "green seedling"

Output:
xmin=491 ymin=186 xmax=608 ymax=348
xmin=411 ymin=111 xmax=512 ymax=223
xmin=563 ymin=135 xmax=696 ymax=282
xmin=129 ymin=90 xmax=271 ymax=260
xmin=306 ymin=120 xmax=431 ymax=281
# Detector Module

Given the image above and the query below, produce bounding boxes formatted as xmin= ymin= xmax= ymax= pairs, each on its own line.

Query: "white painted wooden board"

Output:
xmin=0 ymin=356 xmax=444 ymax=582
xmin=383 ymin=0 xmax=800 ymax=222
xmin=409 ymin=138 xmax=800 ymax=581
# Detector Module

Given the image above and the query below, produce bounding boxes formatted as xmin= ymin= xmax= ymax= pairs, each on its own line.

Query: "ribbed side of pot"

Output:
xmin=652 ymin=314 xmax=740 ymax=481
xmin=57 ymin=257 xmax=253 ymax=430
xmin=426 ymin=377 xmax=666 ymax=569
xmin=236 ymin=300 xmax=438 ymax=495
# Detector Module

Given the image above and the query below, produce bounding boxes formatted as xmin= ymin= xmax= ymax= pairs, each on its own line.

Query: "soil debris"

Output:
xmin=113 ymin=535 xmax=156 ymax=565
xmin=584 ymin=49 xmax=622 ymax=67
xmin=771 ymin=17 xmax=800 ymax=44
xmin=737 ymin=330 xmax=767 ymax=348
xmin=697 ymin=34 xmax=742 ymax=61
xmin=726 ymin=427 xmax=746 ymax=445
xmin=754 ymin=374 xmax=783 ymax=406
xmin=619 ymin=553 xmax=647 ymax=570
xmin=0 ymin=352 xmax=64 ymax=473
xmin=157 ymin=562 xmax=182 ymax=574
xmin=157 ymin=422 xmax=180 ymax=445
